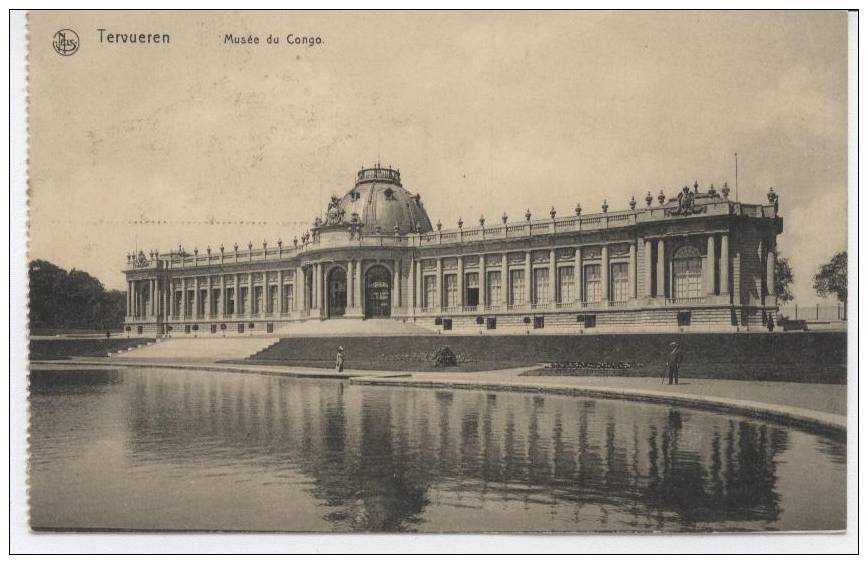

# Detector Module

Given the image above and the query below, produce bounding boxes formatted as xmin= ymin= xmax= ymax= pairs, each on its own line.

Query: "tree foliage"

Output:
xmin=29 ymin=259 xmax=126 ymax=331
xmin=774 ymin=256 xmax=795 ymax=303
xmin=813 ymin=251 xmax=847 ymax=303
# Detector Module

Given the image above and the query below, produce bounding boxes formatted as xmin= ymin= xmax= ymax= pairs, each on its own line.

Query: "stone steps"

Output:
xmin=273 ymin=318 xmax=436 ymax=337
xmin=112 ymin=337 xmax=279 ymax=361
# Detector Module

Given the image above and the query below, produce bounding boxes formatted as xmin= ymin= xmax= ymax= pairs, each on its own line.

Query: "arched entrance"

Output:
xmin=327 ymin=267 xmax=347 ymax=318
xmin=364 ymin=266 xmax=392 ymax=318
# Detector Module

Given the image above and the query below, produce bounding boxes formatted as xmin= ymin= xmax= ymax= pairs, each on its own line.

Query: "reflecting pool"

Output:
xmin=28 ymin=368 xmax=846 ymax=532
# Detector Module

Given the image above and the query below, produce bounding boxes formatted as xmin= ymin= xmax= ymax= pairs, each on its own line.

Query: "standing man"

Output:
xmin=335 ymin=345 xmax=345 ymax=373
xmin=667 ymin=341 xmax=682 ymax=385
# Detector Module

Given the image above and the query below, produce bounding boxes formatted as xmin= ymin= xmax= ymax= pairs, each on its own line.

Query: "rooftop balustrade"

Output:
xmin=126 ymin=195 xmax=777 ymax=271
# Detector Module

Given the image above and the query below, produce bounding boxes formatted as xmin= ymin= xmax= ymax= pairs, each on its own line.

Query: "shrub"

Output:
xmin=432 ymin=346 xmax=458 ymax=367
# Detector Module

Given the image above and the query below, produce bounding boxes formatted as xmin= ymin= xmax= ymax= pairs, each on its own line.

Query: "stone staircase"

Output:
xmin=111 ymin=336 xmax=279 ymax=361
xmin=273 ymin=318 xmax=436 ymax=337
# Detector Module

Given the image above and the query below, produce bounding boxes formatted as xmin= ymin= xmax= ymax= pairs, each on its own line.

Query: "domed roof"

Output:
xmin=327 ymin=166 xmax=433 ymax=235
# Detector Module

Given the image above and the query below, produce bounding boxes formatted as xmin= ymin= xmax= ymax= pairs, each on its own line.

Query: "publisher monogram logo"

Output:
xmin=52 ymin=29 xmax=79 ymax=56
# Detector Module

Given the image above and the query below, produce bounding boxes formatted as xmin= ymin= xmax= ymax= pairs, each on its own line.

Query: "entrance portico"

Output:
xmin=327 ymin=266 xmax=347 ymax=318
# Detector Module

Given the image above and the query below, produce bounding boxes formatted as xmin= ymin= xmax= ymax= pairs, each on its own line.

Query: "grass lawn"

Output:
xmin=249 ymin=332 xmax=846 ymax=384
xmin=30 ymin=338 xmax=155 ymax=361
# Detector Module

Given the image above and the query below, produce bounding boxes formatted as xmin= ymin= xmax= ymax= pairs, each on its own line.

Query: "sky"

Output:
xmin=27 ymin=10 xmax=848 ymax=303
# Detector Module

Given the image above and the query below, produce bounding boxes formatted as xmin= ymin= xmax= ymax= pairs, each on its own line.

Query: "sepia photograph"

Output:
xmin=13 ymin=8 xmax=855 ymax=549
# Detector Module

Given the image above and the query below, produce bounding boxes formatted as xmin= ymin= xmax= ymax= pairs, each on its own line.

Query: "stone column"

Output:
xmin=656 ymin=239 xmax=666 ymax=299
xmin=234 ymin=274 xmax=240 ymax=317
xmin=501 ymin=253 xmax=509 ymax=305
xmin=480 ymin=256 xmax=487 ymax=308
xmin=601 ymin=244 xmax=609 ymax=303
xmin=193 ymin=277 xmax=202 ymax=319
xmin=278 ymin=270 xmax=285 ymax=314
xmin=207 ymin=275 xmax=213 ymax=317
xmin=346 ymin=263 xmax=354 ymax=311
xmin=416 ymin=260 xmax=423 ymax=309
xmin=705 ymin=235 xmax=716 ymax=295
xmin=263 ymin=272 xmax=269 ymax=316
xmin=720 ymin=234 xmax=730 ymax=295
xmin=524 ymin=251 xmax=531 ymax=305
xmin=248 ymin=272 xmax=254 ymax=316
xmin=355 ymin=261 xmax=363 ymax=311
xmin=644 ymin=238 xmax=653 ymax=298
xmin=154 ymin=279 xmax=163 ymax=319
xmin=409 ymin=258 xmax=416 ymax=310
xmin=147 ymin=279 xmax=152 ymax=318
xmin=575 ymin=247 xmax=583 ymax=302
xmin=311 ymin=264 xmax=317 ymax=312
xmin=298 ymin=266 xmax=306 ymax=312
xmin=126 ymin=281 xmax=132 ymax=318
xmin=316 ymin=264 xmax=323 ymax=313
xmin=181 ymin=278 xmax=188 ymax=319
xmin=436 ymin=258 xmax=443 ymax=310
xmin=766 ymin=241 xmax=776 ymax=301
xmin=220 ymin=276 xmax=226 ymax=318
xmin=395 ymin=259 xmax=402 ymax=309
xmin=457 ymin=257 xmax=464 ymax=308
xmin=629 ymin=242 xmax=637 ymax=299
xmin=549 ymin=248 xmax=557 ymax=303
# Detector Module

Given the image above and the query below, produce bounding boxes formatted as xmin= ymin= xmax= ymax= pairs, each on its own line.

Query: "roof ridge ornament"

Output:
xmin=667 ymin=184 xmax=706 ymax=216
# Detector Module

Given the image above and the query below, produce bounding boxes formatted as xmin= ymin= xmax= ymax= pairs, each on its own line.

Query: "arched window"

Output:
xmin=673 ymin=245 xmax=702 ymax=299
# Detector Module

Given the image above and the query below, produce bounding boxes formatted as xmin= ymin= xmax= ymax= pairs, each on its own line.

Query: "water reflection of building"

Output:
xmin=123 ymin=165 xmax=783 ymax=336
xmin=123 ymin=369 xmax=798 ymax=532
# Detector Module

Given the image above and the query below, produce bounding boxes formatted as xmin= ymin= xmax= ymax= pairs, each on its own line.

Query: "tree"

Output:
xmin=774 ymin=256 xmax=795 ymax=303
xmin=29 ymin=259 xmax=126 ymax=331
xmin=814 ymin=250 xmax=847 ymax=303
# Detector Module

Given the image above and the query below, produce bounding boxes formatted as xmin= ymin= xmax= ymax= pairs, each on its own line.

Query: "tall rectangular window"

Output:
xmin=465 ymin=272 xmax=479 ymax=307
xmin=533 ymin=268 xmax=550 ymax=304
xmin=610 ymin=262 xmax=630 ymax=302
xmin=211 ymin=288 xmax=220 ymax=315
xmin=186 ymin=290 xmax=194 ymax=316
xmin=444 ymin=274 xmax=458 ymax=308
xmin=198 ymin=289 xmax=207 ymax=316
xmin=269 ymin=286 xmax=278 ymax=314
xmin=282 ymin=284 xmax=293 ymax=312
xmin=174 ymin=291 xmax=182 ymax=316
xmin=584 ymin=264 xmax=601 ymax=303
xmin=240 ymin=287 xmax=248 ymax=315
xmin=486 ymin=271 xmax=502 ymax=305
xmin=509 ymin=269 xmax=525 ymax=304
xmin=255 ymin=286 xmax=264 ymax=314
xmin=226 ymin=288 xmax=235 ymax=315
xmin=558 ymin=267 xmax=575 ymax=303
xmin=424 ymin=275 xmax=437 ymax=308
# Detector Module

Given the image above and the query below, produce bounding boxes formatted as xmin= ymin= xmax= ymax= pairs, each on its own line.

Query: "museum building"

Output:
xmin=123 ymin=164 xmax=783 ymax=335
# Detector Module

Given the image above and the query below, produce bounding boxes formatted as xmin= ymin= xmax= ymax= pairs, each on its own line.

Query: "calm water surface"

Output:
xmin=29 ymin=368 xmax=846 ymax=532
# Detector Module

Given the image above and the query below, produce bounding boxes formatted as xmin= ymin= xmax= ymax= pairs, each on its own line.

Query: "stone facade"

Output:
xmin=123 ymin=168 xmax=783 ymax=336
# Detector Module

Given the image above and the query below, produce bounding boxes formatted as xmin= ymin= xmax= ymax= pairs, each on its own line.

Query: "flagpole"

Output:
xmin=735 ymin=152 xmax=739 ymax=202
